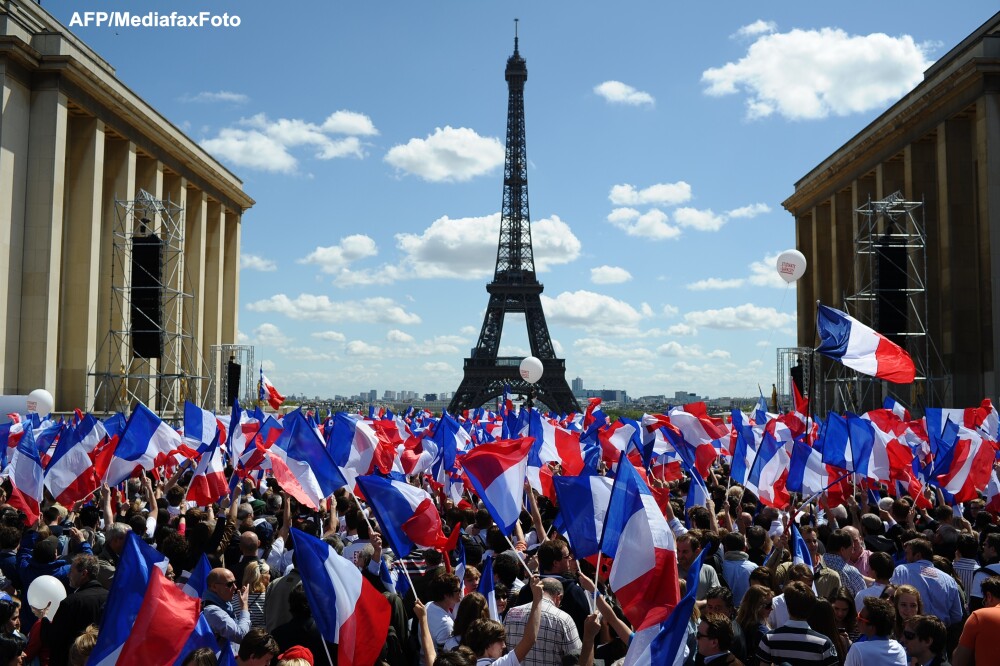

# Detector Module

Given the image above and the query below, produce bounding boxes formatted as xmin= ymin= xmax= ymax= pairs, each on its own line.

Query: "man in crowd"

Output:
xmin=891 ymin=538 xmax=964 ymax=627
xmin=696 ymin=613 xmax=745 ymax=665
xmin=844 ymin=597 xmax=907 ymax=666
xmin=504 ymin=577 xmax=582 ymax=666
xmin=757 ymin=581 xmax=838 ymax=666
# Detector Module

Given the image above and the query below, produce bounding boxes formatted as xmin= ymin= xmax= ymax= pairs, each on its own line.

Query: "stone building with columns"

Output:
xmin=0 ymin=0 xmax=254 ymax=415
xmin=783 ymin=11 xmax=1000 ymax=410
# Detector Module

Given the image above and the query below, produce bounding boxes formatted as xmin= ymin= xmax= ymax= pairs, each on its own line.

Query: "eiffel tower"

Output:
xmin=449 ymin=28 xmax=580 ymax=415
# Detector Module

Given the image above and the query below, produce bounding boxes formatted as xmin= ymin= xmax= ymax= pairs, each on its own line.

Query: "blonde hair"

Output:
xmin=242 ymin=560 xmax=271 ymax=593
xmin=277 ymin=660 xmax=311 ymax=666
xmin=68 ymin=624 xmax=100 ymax=666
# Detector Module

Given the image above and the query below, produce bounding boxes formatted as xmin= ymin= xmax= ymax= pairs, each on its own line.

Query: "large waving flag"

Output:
xmin=936 ymin=425 xmax=996 ymax=502
xmin=186 ymin=430 xmax=228 ymax=507
xmin=461 ymin=437 xmax=533 ymax=536
xmin=5 ymin=426 xmax=44 ymax=524
xmin=44 ymin=416 xmax=100 ymax=506
xmin=269 ymin=409 xmax=347 ymax=510
xmin=553 ymin=474 xmax=614 ymax=560
xmin=116 ymin=567 xmax=200 ymax=664
xmin=327 ymin=413 xmax=381 ymax=487
xmin=105 ymin=404 xmax=182 ymax=486
xmin=624 ymin=548 xmax=706 ymax=666
xmin=183 ymin=401 xmax=220 ymax=449
xmin=88 ymin=532 xmax=168 ymax=666
xmin=291 ymin=528 xmax=390 ymax=666
xmin=600 ymin=452 xmax=680 ymax=632
xmin=355 ymin=475 xmax=446 ymax=558
xmin=816 ymin=303 xmax=915 ymax=383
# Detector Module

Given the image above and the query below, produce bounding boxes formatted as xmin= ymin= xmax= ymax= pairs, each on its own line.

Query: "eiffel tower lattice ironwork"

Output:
xmin=449 ymin=30 xmax=580 ymax=415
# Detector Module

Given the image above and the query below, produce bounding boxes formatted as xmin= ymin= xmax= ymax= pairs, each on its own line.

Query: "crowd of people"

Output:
xmin=0 ymin=451 xmax=999 ymax=666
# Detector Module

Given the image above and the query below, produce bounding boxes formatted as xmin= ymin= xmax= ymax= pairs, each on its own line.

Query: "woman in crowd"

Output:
xmin=829 ymin=587 xmax=860 ymax=643
xmin=734 ymin=584 xmax=773 ymax=664
xmin=892 ymin=585 xmax=924 ymax=641
xmin=443 ymin=592 xmax=489 ymax=651
xmin=242 ymin=559 xmax=270 ymax=629
xmin=810 ymin=597 xmax=850 ymax=666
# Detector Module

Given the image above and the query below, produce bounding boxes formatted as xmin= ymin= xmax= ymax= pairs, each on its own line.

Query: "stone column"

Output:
xmin=184 ymin=189 xmax=207 ymax=405
xmin=0 ymin=63 xmax=30 ymax=394
xmin=222 ymin=210 xmax=240 ymax=345
xmin=58 ymin=116 xmax=105 ymax=411
xmin=18 ymin=84 xmax=68 ymax=396
xmin=202 ymin=201 xmax=225 ymax=407
xmin=977 ymin=91 xmax=1000 ymax=401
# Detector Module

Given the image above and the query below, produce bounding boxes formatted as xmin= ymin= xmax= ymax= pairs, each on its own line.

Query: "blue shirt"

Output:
xmin=890 ymin=559 xmax=964 ymax=625
xmin=722 ymin=552 xmax=757 ymax=607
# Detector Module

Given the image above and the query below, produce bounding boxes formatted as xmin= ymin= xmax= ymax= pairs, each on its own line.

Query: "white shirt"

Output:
xmin=426 ymin=601 xmax=457 ymax=648
xmin=768 ymin=593 xmax=789 ymax=628
xmin=844 ymin=637 xmax=907 ymax=666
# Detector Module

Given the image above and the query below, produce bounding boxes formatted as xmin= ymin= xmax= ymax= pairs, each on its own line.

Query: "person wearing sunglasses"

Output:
xmin=696 ymin=614 xmax=744 ymax=666
xmin=843 ymin=597 xmax=906 ymax=666
xmin=203 ymin=567 xmax=251 ymax=654
xmin=900 ymin=615 xmax=948 ymax=666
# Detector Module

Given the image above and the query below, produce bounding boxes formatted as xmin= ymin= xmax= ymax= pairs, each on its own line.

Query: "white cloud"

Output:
xmin=607 ymin=207 xmax=680 ymax=240
xmin=182 ymin=90 xmax=249 ymax=104
xmin=201 ymin=111 xmax=374 ymax=173
xmin=748 ymin=252 xmax=792 ymax=288
xmin=311 ymin=330 xmax=346 ymax=342
xmin=252 ymin=323 xmax=292 ymax=346
xmin=299 ymin=235 xmax=378 ymax=274
xmin=346 ymin=340 xmax=382 ymax=356
xmin=423 ymin=362 xmax=459 ymax=376
xmin=246 ymin=294 xmax=421 ymax=325
xmin=673 ymin=207 xmax=727 ymax=231
xmin=334 ymin=213 xmax=581 ymax=285
xmin=593 ymin=81 xmax=655 ymax=106
xmin=609 ymin=182 xmax=692 ymax=206
xmin=277 ymin=345 xmax=339 ymax=363
xmin=662 ymin=305 xmax=679 ymax=317
xmin=384 ymin=126 xmax=504 ymax=182
xmin=727 ymin=203 xmax=771 ymax=219
xmin=734 ymin=20 xmax=777 ymax=39
xmin=590 ymin=265 xmax=632 ymax=284
xmin=321 ymin=110 xmax=379 ymax=136
xmin=687 ymin=277 xmax=745 ymax=290
xmin=575 ymin=338 xmax=656 ymax=360
xmin=640 ymin=303 xmax=653 ymax=317
xmin=387 ymin=329 xmax=415 ymax=343
xmin=702 ymin=28 xmax=932 ymax=120
xmin=541 ymin=290 xmax=645 ymax=334
xmin=240 ymin=254 xmax=277 ymax=271
xmin=684 ymin=303 xmax=795 ymax=330
xmin=666 ymin=323 xmax=698 ymax=336
xmin=460 ymin=325 xmax=478 ymax=336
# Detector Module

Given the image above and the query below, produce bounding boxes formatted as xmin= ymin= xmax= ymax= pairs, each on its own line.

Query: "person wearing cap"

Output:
xmin=47 ymin=554 xmax=108 ymax=666
xmin=276 ymin=645 xmax=313 ymax=666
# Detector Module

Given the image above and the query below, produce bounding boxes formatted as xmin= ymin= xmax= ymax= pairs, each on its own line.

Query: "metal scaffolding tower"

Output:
xmin=777 ymin=347 xmax=820 ymax=413
xmin=209 ymin=344 xmax=257 ymax=413
xmin=823 ymin=191 xmax=946 ymax=415
xmin=88 ymin=190 xmax=208 ymax=418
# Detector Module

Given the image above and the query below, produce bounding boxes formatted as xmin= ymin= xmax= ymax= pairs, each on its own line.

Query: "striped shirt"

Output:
xmin=504 ymin=598 xmax=581 ymax=666
xmin=757 ymin=619 xmax=839 ymax=666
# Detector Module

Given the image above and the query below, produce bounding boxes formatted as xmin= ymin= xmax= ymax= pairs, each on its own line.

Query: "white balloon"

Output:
xmin=519 ymin=356 xmax=544 ymax=384
xmin=26 ymin=389 xmax=54 ymax=416
xmin=27 ymin=574 xmax=66 ymax=621
xmin=775 ymin=249 xmax=807 ymax=283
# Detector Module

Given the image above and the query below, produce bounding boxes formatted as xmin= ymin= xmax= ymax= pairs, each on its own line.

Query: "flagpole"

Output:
xmin=502 ymin=534 xmax=534 ymax=578
xmin=319 ymin=638 xmax=335 ymax=666
xmin=348 ymin=490 xmax=422 ymax=603
xmin=589 ymin=552 xmax=601 ymax=613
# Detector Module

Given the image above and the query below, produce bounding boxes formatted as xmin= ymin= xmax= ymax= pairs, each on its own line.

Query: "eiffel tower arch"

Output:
xmin=449 ymin=28 xmax=579 ymax=415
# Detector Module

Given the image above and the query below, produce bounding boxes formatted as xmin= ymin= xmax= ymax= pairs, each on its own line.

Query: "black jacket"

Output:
xmin=48 ymin=580 xmax=109 ymax=666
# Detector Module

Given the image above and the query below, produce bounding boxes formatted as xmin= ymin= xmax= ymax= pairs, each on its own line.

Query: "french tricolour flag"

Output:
xmin=259 ymin=367 xmax=285 ymax=411
xmin=116 ymin=567 xmax=200 ymax=664
xmin=4 ymin=425 xmax=44 ymax=525
xmin=291 ymin=528 xmax=391 ymax=666
xmin=461 ymin=437 xmax=533 ymax=536
xmin=183 ymin=401 xmax=220 ymax=449
xmin=355 ymin=474 xmax=445 ymax=558
xmin=478 ymin=555 xmax=500 ymax=621
xmin=186 ymin=430 xmax=229 ymax=507
xmin=105 ymin=404 xmax=183 ymax=486
xmin=44 ymin=415 xmax=103 ymax=506
xmin=269 ymin=409 xmax=346 ymax=510
xmin=816 ymin=304 xmax=915 ymax=383
xmin=936 ymin=425 xmax=996 ymax=502
xmin=553 ymin=474 xmax=614 ymax=560
xmin=600 ymin=452 xmax=680 ymax=633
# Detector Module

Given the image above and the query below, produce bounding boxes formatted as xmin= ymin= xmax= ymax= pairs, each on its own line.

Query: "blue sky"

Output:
xmin=50 ymin=0 xmax=998 ymax=401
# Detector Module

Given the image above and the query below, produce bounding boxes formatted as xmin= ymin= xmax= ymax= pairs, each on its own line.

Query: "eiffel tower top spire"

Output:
xmin=496 ymin=20 xmax=533 ymax=281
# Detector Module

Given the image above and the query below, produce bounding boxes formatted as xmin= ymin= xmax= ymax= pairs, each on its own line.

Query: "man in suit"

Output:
xmin=696 ymin=613 xmax=744 ymax=665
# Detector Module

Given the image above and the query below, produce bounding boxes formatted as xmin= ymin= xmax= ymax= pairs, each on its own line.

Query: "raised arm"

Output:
xmin=513 ymin=575 xmax=544 ymax=663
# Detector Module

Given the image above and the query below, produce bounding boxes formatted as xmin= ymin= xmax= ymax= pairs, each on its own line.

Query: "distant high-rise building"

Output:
xmin=571 ymin=377 xmax=584 ymax=393
xmin=383 ymin=390 xmax=396 ymax=401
